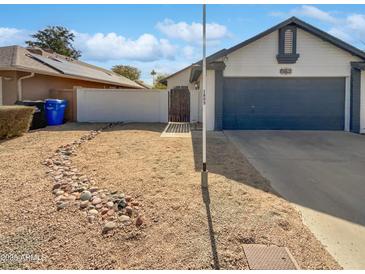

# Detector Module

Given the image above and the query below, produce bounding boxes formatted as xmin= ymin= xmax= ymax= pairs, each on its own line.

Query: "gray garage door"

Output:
xmin=222 ymin=77 xmax=345 ymax=130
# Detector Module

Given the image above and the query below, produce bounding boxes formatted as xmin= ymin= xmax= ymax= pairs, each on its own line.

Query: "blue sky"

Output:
xmin=0 ymin=4 xmax=364 ymax=83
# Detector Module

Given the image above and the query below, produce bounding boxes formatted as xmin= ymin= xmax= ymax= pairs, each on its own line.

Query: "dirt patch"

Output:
xmin=0 ymin=122 xmax=340 ymax=269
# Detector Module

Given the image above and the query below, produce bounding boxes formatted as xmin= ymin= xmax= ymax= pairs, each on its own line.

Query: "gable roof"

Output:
xmin=162 ymin=16 xmax=365 ymax=84
xmin=225 ymin=16 xmax=365 ymax=60
xmin=0 ymin=45 xmax=143 ymax=89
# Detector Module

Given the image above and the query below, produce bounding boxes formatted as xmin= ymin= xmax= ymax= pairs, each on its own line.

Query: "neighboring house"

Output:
xmin=0 ymin=45 xmax=143 ymax=120
xmin=136 ymin=80 xmax=152 ymax=89
xmin=162 ymin=17 xmax=365 ymax=134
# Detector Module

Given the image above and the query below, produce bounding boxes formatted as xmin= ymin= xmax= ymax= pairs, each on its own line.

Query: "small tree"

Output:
xmin=112 ymin=65 xmax=141 ymax=81
xmin=26 ymin=26 xmax=81 ymax=59
xmin=153 ymin=74 xmax=168 ymax=89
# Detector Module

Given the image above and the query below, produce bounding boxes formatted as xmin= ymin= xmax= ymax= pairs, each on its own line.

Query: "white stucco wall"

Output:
xmin=190 ymin=89 xmax=201 ymax=123
xmin=166 ymin=68 xmax=196 ymax=91
xmin=77 ymin=88 xmax=168 ymax=123
xmin=361 ymin=71 xmax=365 ymax=133
xmin=224 ymin=29 xmax=362 ymax=77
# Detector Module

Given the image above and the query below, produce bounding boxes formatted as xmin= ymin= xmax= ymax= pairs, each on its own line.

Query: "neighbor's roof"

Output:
xmin=161 ymin=16 xmax=365 ymax=84
xmin=0 ymin=45 xmax=143 ymax=89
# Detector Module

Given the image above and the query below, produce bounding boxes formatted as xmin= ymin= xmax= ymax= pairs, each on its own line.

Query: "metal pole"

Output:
xmin=201 ymin=4 xmax=208 ymax=183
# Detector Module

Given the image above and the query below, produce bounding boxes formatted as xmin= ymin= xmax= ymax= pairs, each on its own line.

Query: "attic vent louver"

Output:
xmin=277 ymin=25 xmax=300 ymax=64
xmin=284 ymin=29 xmax=294 ymax=54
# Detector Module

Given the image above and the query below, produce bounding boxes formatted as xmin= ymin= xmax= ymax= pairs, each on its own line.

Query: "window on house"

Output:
xmin=277 ymin=26 xmax=300 ymax=63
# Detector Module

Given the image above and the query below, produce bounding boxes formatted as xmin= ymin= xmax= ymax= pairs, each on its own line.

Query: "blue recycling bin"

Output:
xmin=45 ymin=99 xmax=67 ymax=126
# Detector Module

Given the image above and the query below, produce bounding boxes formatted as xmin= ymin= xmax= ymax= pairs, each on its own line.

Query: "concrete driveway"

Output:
xmin=225 ymin=131 xmax=365 ymax=269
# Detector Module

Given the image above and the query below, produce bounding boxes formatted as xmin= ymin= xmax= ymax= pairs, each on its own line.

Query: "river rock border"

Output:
xmin=42 ymin=123 xmax=143 ymax=234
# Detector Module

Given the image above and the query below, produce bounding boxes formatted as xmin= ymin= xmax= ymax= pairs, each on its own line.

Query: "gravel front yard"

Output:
xmin=0 ymin=123 xmax=340 ymax=269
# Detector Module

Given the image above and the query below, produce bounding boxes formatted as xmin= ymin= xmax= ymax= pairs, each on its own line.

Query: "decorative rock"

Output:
xmin=135 ymin=216 xmax=143 ymax=227
xmin=73 ymin=193 xmax=81 ymax=200
xmin=80 ymin=191 xmax=92 ymax=201
xmin=88 ymin=215 xmax=95 ymax=223
xmin=57 ymin=202 xmax=67 ymax=210
xmin=52 ymin=183 xmax=61 ymax=190
xmin=90 ymin=187 xmax=98 ymax=193
xmin=89 ymin=209 xmax=98 ymax=215
xmin=125 ymin=206 xmax=133 ymax=216
xmin=102 ymin=221 xmax=116 ymax=233
xmin=80 ymin=201 xmax=89 ymax=209
xmin=79 ymin=175 xmax=88 ymax=182
xmin=117 ymin=199 xmax=127 ymax=210
xmin=54 ymin=190 xmax=64 ymax=196
xmin=101 ymin=208 xmax=109 ymax=215
xmin=119 ymin=215 xmax=131 ymax=225
xmin=44 ymin=125 xmax=144 ymax=234
xmin=106 ymin=201 xmax=114 ymax=208
xmin=54 ymin=175 xmax=63 ymax=180
xmin=92 ymin=197 xmax=102 ymax=205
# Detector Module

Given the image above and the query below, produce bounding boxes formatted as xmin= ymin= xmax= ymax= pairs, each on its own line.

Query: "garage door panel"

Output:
xmin=223 ymin=115 xmax=344 ymax=130
xmin=223 ymin=78 xmax=345 ymax=130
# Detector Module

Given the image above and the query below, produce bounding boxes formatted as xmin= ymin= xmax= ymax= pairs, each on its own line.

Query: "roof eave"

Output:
xmin=0 ymin=65 xmax=143 ymax=88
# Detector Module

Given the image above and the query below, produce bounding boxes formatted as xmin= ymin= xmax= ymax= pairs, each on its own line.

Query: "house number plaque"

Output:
xmin=280 ymin=68 xmax=292 ymax=75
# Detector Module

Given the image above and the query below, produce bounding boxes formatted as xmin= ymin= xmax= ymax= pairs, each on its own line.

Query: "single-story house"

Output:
xmin=0 ymin=45 xmax=143 ymax=120
xmin=162 ymin=17 xmax=365 ymax=134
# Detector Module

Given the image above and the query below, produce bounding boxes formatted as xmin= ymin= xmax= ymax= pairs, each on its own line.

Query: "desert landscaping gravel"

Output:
xmin=0 ymin=122 xmax=340 ymax=269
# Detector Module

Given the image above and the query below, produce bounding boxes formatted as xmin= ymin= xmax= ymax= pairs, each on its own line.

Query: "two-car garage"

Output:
xmin=222 ymin=77 xmax=345 ymax=130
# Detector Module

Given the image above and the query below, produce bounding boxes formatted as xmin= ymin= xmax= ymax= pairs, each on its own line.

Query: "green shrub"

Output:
xmin=0 ymin=106 xmax=35 ymax=139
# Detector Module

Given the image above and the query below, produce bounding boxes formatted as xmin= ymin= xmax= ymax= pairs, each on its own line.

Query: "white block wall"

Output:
xmin=77 ymin=88 xmax=168 ymax=123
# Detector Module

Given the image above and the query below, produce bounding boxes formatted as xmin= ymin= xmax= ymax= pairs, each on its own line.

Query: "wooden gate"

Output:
xmin=168 ymin=86 xmax=190 ymax=122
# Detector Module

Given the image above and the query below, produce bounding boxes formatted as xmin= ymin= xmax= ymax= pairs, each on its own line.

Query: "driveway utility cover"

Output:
xmin=243 ymin=244 xmax=299 ymax=270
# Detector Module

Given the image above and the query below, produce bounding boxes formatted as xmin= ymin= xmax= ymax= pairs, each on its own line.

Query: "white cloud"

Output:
xmin=0 ymin=27 xmax=29 ymax=46
xmin=182 ymin=45 xmax=198 ymax=60
xmin=293 ymin=5 xmax=338 ymax=24
xmin=347 ymin=14 xmax=365 ymax=35
xmin=327 ymin=27 xmax=353 ymax=42
xmin=74 ymin=32 xmax=176 ymax=62
xmin=328 ymin=14 xmax=365 ymax=45
xmin=270 ymin=5 xmax=338 ymax=24
xmin=156 ymin=19 xmax=230 ymax=44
